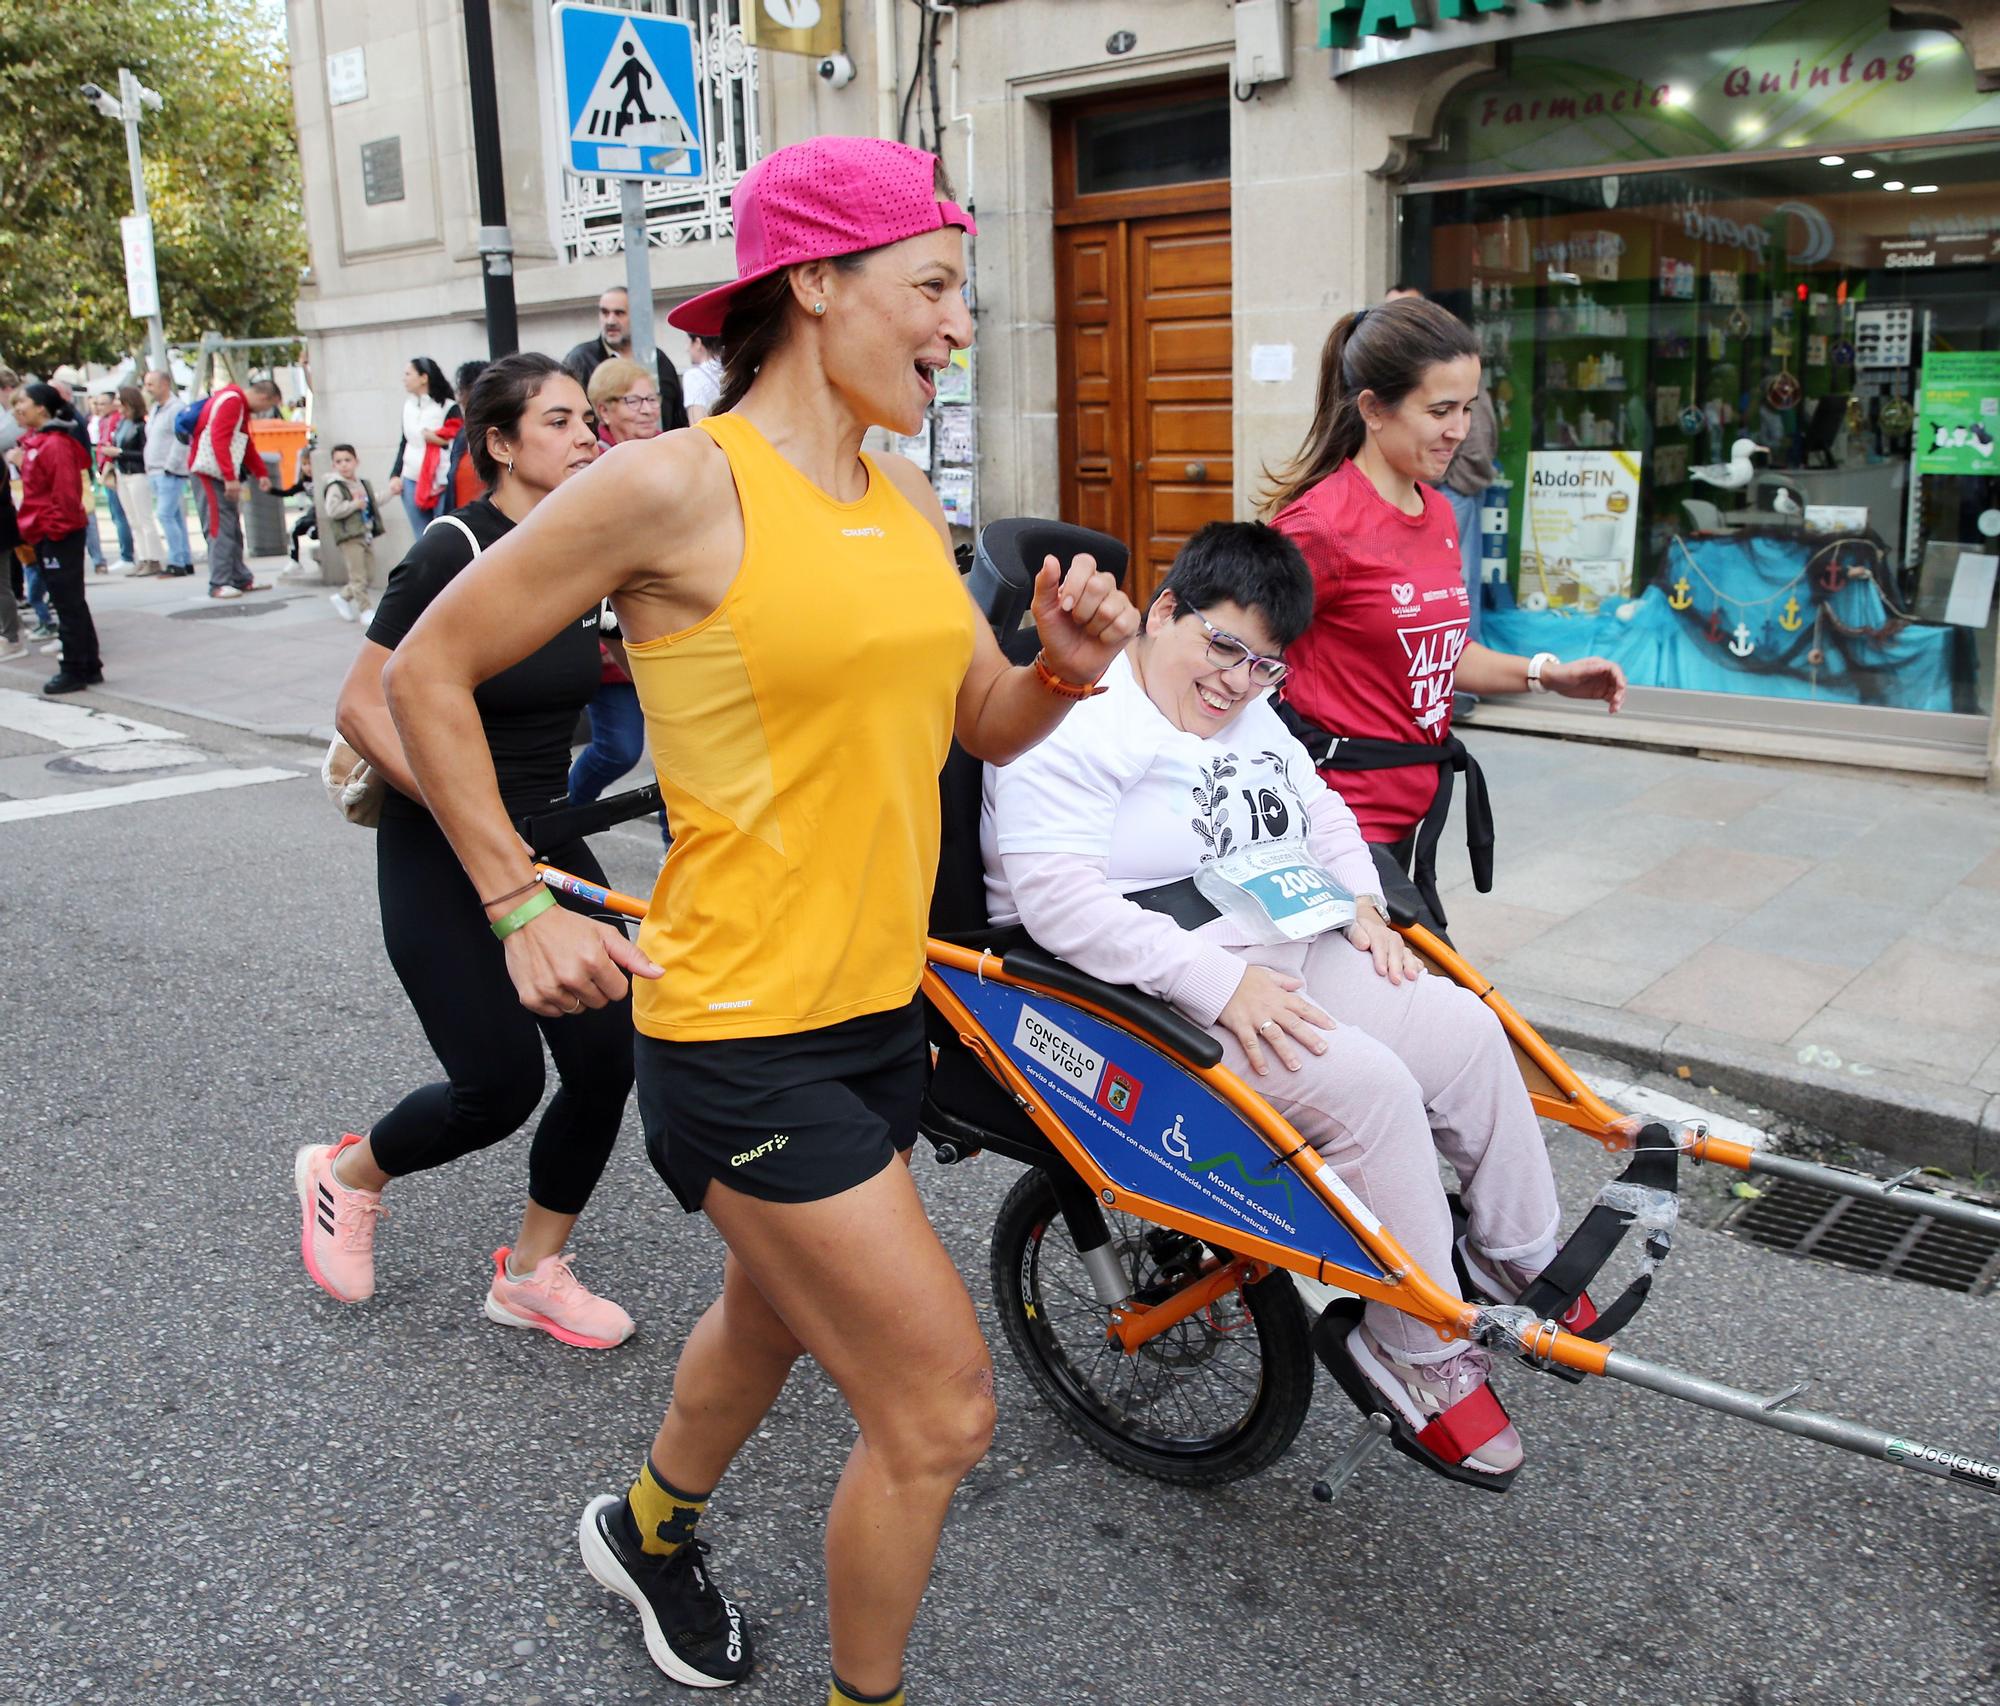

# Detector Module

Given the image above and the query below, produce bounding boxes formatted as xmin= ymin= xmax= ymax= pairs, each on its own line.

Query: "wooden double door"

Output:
xmin=1057 ymin=209 xmax=1234 ymax=606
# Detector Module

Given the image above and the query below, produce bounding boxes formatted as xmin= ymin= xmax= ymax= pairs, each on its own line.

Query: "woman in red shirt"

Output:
xmin=11 ymin=383 xmax=102 ymax=695
xmin=1269 ymin=298 xmax=1624 ymax=930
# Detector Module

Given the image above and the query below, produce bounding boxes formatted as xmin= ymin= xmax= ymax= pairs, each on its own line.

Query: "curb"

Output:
xmin=1513 ymin=990 xmax=1994 ymax=1178
xmin=96 ymin=690 xmax=334 ymax=751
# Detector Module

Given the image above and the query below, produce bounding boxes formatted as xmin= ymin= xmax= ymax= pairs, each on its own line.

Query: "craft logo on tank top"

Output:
xmin=1399 ymin=621 xmax=1467 ymax=735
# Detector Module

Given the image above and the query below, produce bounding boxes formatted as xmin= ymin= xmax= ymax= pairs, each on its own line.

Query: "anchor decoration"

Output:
xmin=1705 ymin=607 xmax=1724 ymax=644
xmin=1778 ymin=595 xmax=1803 ymax=632
xmin=1728 ymin=621 xmax=1756 ymax=659
xmin=1668 ymin=576 xmax=1693 ymax=610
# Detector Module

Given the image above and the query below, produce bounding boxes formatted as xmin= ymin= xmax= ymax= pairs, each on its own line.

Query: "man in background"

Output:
xmin=142 ymin=368 xmax=197 ymax=578
xmin=191 ymin=376 xmax=278 ymax=600
xmin=563 ymin=285 xmax=689 ymax=431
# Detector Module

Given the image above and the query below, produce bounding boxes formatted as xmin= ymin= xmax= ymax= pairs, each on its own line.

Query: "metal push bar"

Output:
xmin=1599 ymin=1348 xmax=2000 ymax=1496
xmin=1682 ymin=1133 xmax=2000 ymax=1238
xmin=1473 ymin=1303 xmax=1998 ymax=1499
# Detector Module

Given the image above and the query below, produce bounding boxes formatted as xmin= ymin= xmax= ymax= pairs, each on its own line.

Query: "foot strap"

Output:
xmin=1415 ymin=1380 xmax=1512 ymax=1465
xmin=1516 ymin=1122 xmax=1680 ymax=1344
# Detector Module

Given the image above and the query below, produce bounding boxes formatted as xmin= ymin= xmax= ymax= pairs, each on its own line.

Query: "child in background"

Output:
xmin=319 ymin=443 xmax=384 ymax=622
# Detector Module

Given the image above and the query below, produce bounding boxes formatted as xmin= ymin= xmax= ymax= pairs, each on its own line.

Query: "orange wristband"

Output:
xmin=1032 ymin=650 xmax=1107 ymax=700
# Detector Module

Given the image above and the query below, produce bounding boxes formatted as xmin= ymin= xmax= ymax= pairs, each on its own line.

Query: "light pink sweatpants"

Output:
xmin=1209 ymin=932 xmax=1562 ymax=1362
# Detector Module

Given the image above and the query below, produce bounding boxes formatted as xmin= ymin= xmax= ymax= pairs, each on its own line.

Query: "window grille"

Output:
xmin=552 ymin=0 xmax=760 ymax=261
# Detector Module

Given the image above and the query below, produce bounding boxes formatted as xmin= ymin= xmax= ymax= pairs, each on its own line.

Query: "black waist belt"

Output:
xmin=1274 ymin=704 xmax=1493 ymax=933
xmin=1125 ymin=875 xmax=1221 ymax=929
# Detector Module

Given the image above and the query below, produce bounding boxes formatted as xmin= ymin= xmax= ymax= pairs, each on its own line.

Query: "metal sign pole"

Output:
xmin=554 ymin=4 xmax=704 ymax=374
xmin=117 ymin=68 xmax=169 ymax=375
xmin=463 ymin=0 xmax=520 ymax=357
xmin=621 ymin=179 xmax=655 ymax=370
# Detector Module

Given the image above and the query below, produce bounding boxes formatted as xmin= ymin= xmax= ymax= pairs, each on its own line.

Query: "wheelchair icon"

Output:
xmin=1161 ymin=1113 xmax=1192 ymax=1162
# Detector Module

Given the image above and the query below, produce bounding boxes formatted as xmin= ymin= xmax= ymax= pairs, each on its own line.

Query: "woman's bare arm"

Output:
xmin=334 ymin=640 xmax=423 ymax=802
xmin=382 ymin=440 xmax=717 ymax=1012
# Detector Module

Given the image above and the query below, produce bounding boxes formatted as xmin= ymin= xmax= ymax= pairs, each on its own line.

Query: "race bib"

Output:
xmin=1193 ymin=840 xmax=1356 ymax=944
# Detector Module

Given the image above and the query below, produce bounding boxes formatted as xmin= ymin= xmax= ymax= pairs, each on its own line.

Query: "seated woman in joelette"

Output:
xmin=981 ymin=520 xmax=1585 ymax=1480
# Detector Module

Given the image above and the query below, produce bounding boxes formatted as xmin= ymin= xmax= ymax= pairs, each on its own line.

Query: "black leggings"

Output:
xmin=369 ymin=804 xmax=634 ymax=1216
xmin=36 ymin=529 xmax=100 ymax=676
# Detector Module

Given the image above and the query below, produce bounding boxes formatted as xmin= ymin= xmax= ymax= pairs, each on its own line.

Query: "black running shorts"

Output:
xmin=635 ymin=998 xmax=927 ymax=1213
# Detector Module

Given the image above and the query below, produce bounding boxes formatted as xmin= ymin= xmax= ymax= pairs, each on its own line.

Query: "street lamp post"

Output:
xmin=81 ymin=69 xmax=170 ymax=376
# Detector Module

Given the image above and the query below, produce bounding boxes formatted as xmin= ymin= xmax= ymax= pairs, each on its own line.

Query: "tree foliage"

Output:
xmin=0 ymin=0 xmax=305 ymax=375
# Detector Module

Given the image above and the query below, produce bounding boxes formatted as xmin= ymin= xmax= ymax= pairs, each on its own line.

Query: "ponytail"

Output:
xmin=1260 ymin=297 xmax=1478 ymax=515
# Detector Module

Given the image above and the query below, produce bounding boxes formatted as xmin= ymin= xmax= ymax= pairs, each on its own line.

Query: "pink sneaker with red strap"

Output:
xmin=483 ymin=1248 xmax=636 ymax=1349
xmin=1347 ymin=1322 xmax=1524 ymax=1478
xmin=294 ymin=1133 xmax=384 ymax=1303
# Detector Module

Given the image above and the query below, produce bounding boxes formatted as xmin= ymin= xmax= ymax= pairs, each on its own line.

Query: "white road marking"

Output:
xmin=0 ymin=767 xmax=302 ymax=823
xmin=1589 ymin=1077 xmax=1770 ymax=1151
xmin=59 ymin=743 xmax=209 ymax=774
xmin=0 ymin=689 xmax=184 ymax=750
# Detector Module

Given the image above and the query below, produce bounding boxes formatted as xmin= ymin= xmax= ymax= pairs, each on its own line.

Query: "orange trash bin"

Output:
xmin=246 ymin=418 xmax=311 ymax=489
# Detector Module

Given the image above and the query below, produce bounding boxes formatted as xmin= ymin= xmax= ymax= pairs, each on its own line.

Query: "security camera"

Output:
xmin=78 ymin=82 xmax=124 ymax=119
xmin=816 ymin=53 xmax=856 ymax=90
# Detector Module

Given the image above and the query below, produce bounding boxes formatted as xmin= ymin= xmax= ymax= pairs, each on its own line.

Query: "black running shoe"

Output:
xmin=578 ymin=1493 xmax=751 ymax=1687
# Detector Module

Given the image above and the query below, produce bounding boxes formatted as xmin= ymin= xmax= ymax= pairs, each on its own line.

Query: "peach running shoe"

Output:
xmin=294 ymin=1133 xmax=384 ymax=1303
xmin=483 ymin=1248 xmax=636 ymax=1349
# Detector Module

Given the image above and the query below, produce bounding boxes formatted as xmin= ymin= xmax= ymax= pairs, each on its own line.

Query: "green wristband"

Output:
xmin=489 ymin=884 xmax=557 ymax=940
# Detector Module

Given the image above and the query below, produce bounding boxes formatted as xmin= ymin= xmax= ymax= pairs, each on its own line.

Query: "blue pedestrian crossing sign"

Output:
xmin=553 ymin=3 xmax=703 ymax=180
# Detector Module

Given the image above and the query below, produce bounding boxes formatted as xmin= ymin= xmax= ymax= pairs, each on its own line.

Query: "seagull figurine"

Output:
xmin=1691 ymin=437 xmax=1768 ymax=491
xmin=1772 ymin=487 xmax=1803 ymax=517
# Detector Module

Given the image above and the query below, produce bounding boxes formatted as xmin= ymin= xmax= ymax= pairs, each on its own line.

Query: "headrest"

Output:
xmin=967 ymin=519 xmax=1130 ymax=652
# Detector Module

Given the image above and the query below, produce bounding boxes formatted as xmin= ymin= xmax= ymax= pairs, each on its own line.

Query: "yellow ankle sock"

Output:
xmin=829 ymin=1676 xmax=904 ymax=1706
xmin=625 ymin=1458 xmax=709 ymax=1558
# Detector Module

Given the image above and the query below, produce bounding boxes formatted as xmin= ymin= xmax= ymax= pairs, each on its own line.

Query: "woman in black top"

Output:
xmin=300 ymin=354 xmax=643 ymax=1350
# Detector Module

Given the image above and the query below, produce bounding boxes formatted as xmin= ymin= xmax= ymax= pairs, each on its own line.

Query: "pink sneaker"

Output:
xmin=294 ymin=1134 xmax=385 ymax=1303
xmin=483 ymin=1248 xmax=635 ymax=1349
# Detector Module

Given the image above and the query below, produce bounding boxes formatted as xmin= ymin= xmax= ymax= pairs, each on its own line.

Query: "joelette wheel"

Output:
xmin=988 ymin=1167 xmax=1314 ymax=1485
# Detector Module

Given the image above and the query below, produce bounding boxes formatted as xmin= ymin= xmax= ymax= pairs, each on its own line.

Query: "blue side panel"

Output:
xmin=934 ymin=965 xmax=1382 ymax=1279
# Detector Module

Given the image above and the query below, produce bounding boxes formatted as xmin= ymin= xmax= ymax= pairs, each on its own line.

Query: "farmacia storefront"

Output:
xmin=1381 ymin=0 xmax=2000 ymax=773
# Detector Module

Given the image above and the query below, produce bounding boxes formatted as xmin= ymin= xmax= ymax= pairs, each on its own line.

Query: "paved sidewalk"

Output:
xmin=7 ymin=551 xmax=363 ymax=742
xmin=8 ymin=563 xmax=1997 ymax=1168
xmin=1431 ymin=724 xmax=2000 ymax=1172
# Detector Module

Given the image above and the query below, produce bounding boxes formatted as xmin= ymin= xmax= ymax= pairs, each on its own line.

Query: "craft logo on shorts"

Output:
xmin=1096 ymin=1064 xmax=1142 ymax=1124
xmin=1013 ymin=1003 xmax=1103 ymax=1096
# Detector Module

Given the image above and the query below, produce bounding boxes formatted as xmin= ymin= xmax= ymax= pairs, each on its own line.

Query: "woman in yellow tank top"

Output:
xmin=382 ymin=137 xmax=1138 ymax=1706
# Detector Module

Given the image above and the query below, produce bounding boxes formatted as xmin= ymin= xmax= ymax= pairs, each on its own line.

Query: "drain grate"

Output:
xmin=167 ymin=596 xmax=305 ymax=621
xmin=1726 ymin=1177 xmax=2000 ymax=1295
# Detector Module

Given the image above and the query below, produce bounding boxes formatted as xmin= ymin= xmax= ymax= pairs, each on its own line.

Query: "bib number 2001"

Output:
xmin=1269 ymin=869 xmax=1328 ymax=901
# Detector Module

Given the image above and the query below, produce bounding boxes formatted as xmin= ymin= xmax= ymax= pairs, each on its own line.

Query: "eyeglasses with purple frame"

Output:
xmin=1193 ymin=611 xmax=1288 ymax=688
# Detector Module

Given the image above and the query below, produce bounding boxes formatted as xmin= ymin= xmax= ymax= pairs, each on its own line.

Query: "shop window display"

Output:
xmin=1398 ymin=0 xmax=2000 ymax=727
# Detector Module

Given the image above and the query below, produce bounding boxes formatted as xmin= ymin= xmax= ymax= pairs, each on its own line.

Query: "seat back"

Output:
xmin=930 ymin=519 xmax=1130 ymax=941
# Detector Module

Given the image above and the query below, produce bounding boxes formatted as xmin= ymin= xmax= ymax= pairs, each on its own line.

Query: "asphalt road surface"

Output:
xmin=4 ymin=694 xmax=1996 ymax=1706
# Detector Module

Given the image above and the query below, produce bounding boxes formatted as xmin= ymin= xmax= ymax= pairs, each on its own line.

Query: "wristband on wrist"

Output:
xmin=479 ymin=877 xmax=541 ymax=911
xmin=1032 ymin=650 xmax=1107 ymax=700
xmin=489 ymin=885 xmax=556 ymax=940
xmin=1526 ymin=651 xmax=1558 ymax=693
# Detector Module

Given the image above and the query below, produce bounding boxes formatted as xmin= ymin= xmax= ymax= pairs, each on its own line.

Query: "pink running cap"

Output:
xmin=667 ymin=136 xmax=975 ymax=338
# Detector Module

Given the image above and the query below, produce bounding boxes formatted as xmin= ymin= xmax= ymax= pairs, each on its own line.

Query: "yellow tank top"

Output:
xmin=624 ymin=412 xmax=977 ymax=1041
